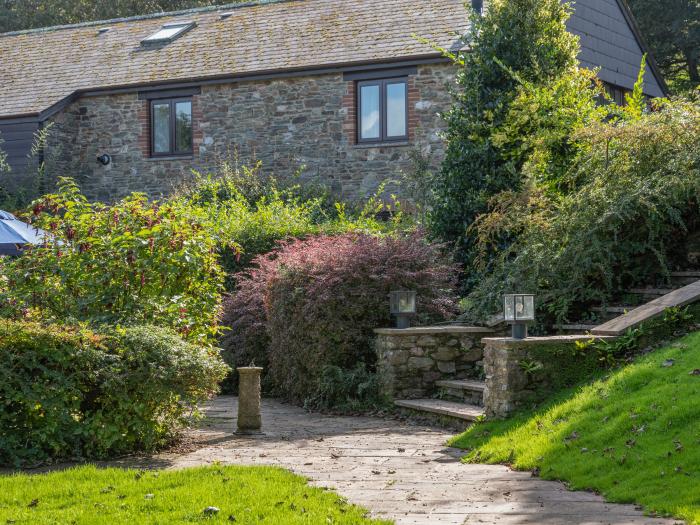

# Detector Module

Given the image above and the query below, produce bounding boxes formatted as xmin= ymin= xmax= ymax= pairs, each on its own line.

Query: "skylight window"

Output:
xmin=142 ymin=21 xmax=195 ymax=45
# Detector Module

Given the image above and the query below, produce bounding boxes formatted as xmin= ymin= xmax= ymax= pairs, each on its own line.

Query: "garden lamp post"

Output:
xmin=389 ymin=290 xmax=416 ymax=329
xmin=504 ymin=294 xmax=535 ymax=339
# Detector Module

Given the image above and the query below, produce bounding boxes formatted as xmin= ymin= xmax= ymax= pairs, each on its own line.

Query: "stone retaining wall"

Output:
xmin=482 ymin=335 xmax=614 ymax=418
xmin=374 ymin=326 xmax=495 ymax=400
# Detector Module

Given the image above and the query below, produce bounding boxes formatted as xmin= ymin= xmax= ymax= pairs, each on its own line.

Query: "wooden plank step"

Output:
xmin=627 ymin=288 xmax=675 ymax=295
xmin=554 ymin=324 xmax=597 ymax=331
xmin=590 ymin=306 xmax=632 ymax=314
xmin=671 ymin=271 xmax=700 ymax=277
xmin=394 ymin=399 xmax=484 ymax=421
xmin=593 ymin=280 xmax=700 ymax=337
xmin=435 ymin=379 xmax=486 ymax=392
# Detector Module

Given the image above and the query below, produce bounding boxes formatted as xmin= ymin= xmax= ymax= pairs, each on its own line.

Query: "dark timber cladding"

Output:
xmin=0 ymin=121 xmax=39 ymax=176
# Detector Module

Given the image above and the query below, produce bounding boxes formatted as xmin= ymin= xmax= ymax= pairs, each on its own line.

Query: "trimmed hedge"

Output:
xmin=220 ymin=232 xmax=459 ymax=407
xmin=0 ymin=321 xmax=229 ymax=467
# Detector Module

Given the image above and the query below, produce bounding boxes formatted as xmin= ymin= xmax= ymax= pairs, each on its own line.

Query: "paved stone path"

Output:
xmin=152 ymin=397 xmax=681 ymax=525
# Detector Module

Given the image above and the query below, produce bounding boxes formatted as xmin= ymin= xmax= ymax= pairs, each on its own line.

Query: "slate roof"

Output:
xmin=0 ymin=0 xmax=468 ymax=119
xmin=569 ymin=0 xmax=665 ymax=98
xmin=0 ymin=0 xmax=665 ymax=120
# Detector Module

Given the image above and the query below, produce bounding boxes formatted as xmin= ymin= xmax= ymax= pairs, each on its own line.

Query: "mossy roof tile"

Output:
xmin=0 ymin=0 xmax=468 ymax=118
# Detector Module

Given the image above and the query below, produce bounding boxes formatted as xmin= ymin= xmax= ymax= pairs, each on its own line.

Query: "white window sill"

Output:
xmin=353 ymin=141 xmax=410 ymax=149
xmin=145 ymin=155 xmax=194 ymax=161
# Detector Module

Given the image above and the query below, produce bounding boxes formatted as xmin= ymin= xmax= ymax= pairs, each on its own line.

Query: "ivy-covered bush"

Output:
xmin=0 ymin=178 xmax=225 ymax=343
xmin=221 ymin=232 xmax=458 ymax=407
xmin=0 ymin=320 xmax=228 ymax=467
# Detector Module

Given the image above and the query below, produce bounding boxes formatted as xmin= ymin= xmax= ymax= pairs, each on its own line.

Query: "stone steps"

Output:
xmin=550 ymin=270 xmax=700 ymax=337
xmin=435 ymin=379 xmax=486 ymax=406
xmin=593 ymin=279 xmax=700 ymax=336
xmin=394 ymin=398 xmax=484 ymax=422
xmin=435 ymin=379 xmax=486 ymax=392
xmin=588 ymin=305 xmax=636 ymax=323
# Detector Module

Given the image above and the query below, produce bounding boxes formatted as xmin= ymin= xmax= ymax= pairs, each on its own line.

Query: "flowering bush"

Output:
xmin=1 ymin=179 xmax=225 ymax=343
xmin=0 ymin=321 xmax=228 ymax=467
xmin=220 ymin=232 xmax=458 ymax=406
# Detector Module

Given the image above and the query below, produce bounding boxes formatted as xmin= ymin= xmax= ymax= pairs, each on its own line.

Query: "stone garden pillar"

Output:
xmin=236 ymin=367 xmax=263 ymax=434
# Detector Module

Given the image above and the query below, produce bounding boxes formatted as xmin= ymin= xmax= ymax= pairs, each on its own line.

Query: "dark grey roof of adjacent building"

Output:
xmin=0 ymin=0 xmax=665 ymax=120
xmin=569 ymin=0 xmax=665 ymax=98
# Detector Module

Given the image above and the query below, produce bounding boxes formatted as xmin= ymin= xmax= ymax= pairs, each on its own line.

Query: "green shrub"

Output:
xmin=177 ymin=172 xmax=325 ymax=289
xmin=465 ymin=96 xmax=700 ymax=323
xmin=0 ymin=136 xmax=9 ymax=175
xmin=427 ymin=0 xmax=580 ymax=285
xmin=308 ymin=364 xmax=387 ymax=411
xmin=177 ymin=168 xmax=410 ymax=291
xmin=0 ymin=320 xmax=228 ymax=467
xmin=1 ymin=178 xmax=225 ymax=343
xmin=491 ymin=67 xmax=608 ymax=193
xmin=221 ymin=232 xmax=458 ymax=407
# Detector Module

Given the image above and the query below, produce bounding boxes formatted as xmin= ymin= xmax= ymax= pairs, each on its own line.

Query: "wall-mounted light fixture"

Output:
xmin=97 ymin=154 xmax=111 ymax=166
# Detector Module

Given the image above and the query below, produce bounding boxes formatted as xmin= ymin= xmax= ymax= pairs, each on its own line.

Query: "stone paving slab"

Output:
xmin=394 ymin=398 xmax=484 ymax=420
xmin=156 ymin=396 xmax=682 ymax=525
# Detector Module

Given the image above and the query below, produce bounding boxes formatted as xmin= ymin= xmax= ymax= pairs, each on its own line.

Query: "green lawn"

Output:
xmin=450 ymin=331 xmax=700 ymax=524
xmin=0 ymin=465 xmax=389 ymax=524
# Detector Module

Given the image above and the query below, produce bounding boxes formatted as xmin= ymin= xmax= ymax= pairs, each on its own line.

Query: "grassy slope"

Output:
xmin=450 ymin=331 xmax=700 ymax=524
xmin=0 ymin=465 xmax=389 ymax=524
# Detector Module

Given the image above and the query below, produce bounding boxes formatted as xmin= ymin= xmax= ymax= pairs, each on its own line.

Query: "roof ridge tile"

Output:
xmin=0 ymin=0 xmax=297 ymax=38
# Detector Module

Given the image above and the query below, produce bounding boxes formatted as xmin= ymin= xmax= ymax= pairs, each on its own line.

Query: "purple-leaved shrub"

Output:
xmin=220 ymin=232 xmax=459 ymax=406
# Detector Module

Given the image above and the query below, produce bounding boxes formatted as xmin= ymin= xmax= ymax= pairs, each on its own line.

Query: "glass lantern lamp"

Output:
xmin=504 ymin=294 xmax=535 ymax=339
xmin=389 ymin=290 xmax=417 ymax=329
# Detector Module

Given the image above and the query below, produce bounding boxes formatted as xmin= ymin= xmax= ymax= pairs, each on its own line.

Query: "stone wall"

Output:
xmin=482 ymin=335 xmax=615 ymax=419
xmin=44 ymin=63 xmax=455 ymax=202
xmin=374 ymin=327 xmax=496 ymax=400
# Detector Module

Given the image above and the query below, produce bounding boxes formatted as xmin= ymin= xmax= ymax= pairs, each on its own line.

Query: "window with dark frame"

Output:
xmin=150 ymin=98 xmax=193 ymax=157
xmin=357 ymin=78 xmax=408 ymax=144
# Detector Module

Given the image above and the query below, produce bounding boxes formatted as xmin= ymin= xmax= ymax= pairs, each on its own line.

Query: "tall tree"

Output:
xmin=426 ymin=0 xmax=580 ymax=286
xmin=626 ymin=0 xmax=700 ymax=93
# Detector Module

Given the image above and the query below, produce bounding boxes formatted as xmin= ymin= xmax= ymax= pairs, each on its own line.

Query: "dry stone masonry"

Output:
xmin=374 ymin=326 xmax=495 ymax=400
xmin=45 ymin=64 xmax=455 ymax=202
xmin=482 ymin=335 xmax=614 ymax=418
xmin=375 ymin=328 xmax=617 ymax=420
